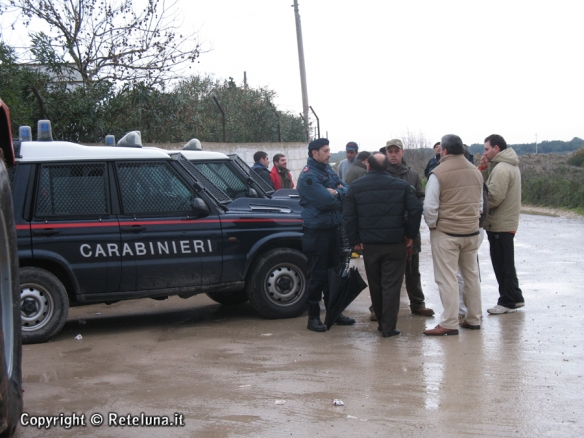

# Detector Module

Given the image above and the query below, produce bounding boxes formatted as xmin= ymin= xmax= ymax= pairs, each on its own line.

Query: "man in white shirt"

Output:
xmin=423 ymin=134 xmax=483 ymax=336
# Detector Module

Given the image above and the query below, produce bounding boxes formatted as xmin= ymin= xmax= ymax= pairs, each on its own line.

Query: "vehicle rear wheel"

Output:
xmin=0 ymin=160 xmax=22 ymax=438
xmin=205 ymin=290 xmax=248 ymax=305
xmin=20 ymin=267 xmax=69 ymax=344
xmin=246 ymin=248 xmax=307 ymax=319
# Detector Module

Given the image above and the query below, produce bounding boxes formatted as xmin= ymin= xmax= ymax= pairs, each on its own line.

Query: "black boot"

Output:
xmin=307 ymin=303 xmax=325 ymax=332
xmin=335 ymin=314 xmax=356 ymax=325
xmin=307 ymin=317 xmax=326 ymax=332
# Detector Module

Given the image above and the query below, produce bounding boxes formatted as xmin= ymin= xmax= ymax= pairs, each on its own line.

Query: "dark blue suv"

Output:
xmin=11 ymin=134 xmax=306 ymax=344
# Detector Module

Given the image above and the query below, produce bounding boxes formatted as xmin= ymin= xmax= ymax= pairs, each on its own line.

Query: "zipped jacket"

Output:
xmin=297 ymin=157 xmax=347 ymax=229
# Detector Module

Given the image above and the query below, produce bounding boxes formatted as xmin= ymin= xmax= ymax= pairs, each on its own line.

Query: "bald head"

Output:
xmin=367 ymin=152 xmax=389 ymax=172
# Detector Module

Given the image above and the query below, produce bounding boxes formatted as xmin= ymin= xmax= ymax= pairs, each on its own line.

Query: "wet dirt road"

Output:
xmin=17 ymin=213 xmax=584 ymax=437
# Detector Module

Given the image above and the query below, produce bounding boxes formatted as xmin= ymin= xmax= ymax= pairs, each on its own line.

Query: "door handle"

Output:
xmin=121 ymin=226 xmax=147 ymax=232
xmin=33 ymin=229 xmax=60 ymax=236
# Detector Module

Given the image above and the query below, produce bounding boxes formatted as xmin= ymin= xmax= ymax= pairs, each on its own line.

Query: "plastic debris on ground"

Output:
xmin=238 ymin=385 xmax=251 ymax=388
xmin=261 ymin=333 xmax=273 ymax=337
xmin=332 ymin=399 xmax=344 ymax=406
xmin=274 ymin=400 xmax=286 ymax=405
xmin=75 ymin=334 xmax=83 ymax=340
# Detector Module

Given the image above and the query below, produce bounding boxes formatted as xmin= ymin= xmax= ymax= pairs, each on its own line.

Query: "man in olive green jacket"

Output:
xmin=384 ymin=139 xmax=434 ymax=317
xmin=479 ymin=134 xmax=525 ymax=314
xmin=345 ymin=151 xmax=371 ymax=185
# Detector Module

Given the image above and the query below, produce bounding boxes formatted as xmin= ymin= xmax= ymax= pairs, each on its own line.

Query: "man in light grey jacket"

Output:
xmin=479 ymin=134 xmax=525 ymax=314
xmin=337 ymin=141 xmax=359 ymax=182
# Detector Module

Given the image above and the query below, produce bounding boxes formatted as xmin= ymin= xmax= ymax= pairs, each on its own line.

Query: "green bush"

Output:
xmin=522 ymin=174 xmax=584 ymax=209
xmin=567 ymin=148 xmax=584 ymax=167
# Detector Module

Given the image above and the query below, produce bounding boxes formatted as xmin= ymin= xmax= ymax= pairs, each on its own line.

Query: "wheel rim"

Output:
xmin=0 ymin=212 xmax=14 ymax=377
xmin=264 ymin=262 xmax=305 ymax=307
xmin=21 ymin=283 xmax=55 ymax=332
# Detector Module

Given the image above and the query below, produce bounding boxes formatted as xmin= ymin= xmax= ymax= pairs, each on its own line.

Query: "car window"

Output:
xmin=193 ymin=162 xmax=248 ymax=199
xmin=35 ymin=163 xmax=109 ymax=217
xmin=116 ymin=161 xmax=194 ymax=214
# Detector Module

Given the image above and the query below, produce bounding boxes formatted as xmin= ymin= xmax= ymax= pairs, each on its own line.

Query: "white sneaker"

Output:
xmin=515 ymin=302 xmax=525 ymax=308
xmin=487 ymin=304 xmax=517 ymax=314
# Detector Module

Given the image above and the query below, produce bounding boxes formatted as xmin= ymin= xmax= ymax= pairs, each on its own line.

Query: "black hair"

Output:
xmin=273 ymin=153 xmax=285 ymax=164
xmin=484 ymin=134 xmax=507 ymax=150
xmin=253 ymin=151 xmax=268 ymax=162
xmin=357 ymin=151 xmax=371 ymax=161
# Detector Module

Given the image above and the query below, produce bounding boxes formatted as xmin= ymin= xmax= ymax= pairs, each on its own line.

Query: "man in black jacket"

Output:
xmin=343 ymin=152 xmax=422 ymax=338
xmin=251 ymin=151 xmax=275 ymax=189
xmin=424 ymin=142 xmax=442 ymax=178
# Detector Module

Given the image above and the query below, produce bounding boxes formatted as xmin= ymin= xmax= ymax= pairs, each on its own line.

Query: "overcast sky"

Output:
xmin=4 ymin=1 xmax=583 ymax=152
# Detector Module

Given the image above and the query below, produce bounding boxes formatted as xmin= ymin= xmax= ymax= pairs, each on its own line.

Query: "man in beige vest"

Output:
xmin=422 ymin=134 xmax=484 ymax=336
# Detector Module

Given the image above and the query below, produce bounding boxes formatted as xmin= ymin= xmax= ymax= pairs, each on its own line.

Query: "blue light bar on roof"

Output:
xmin=37 ymin=120 xmax=53 ymax=141
xmin=19 ymin=125 xmax=32 ymax=142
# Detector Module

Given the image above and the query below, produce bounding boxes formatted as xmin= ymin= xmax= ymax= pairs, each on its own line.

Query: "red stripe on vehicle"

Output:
xmin=17 ymin=218 xmax=302 ymax=230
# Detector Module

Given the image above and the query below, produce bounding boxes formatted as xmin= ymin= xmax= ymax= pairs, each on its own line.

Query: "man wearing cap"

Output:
xmin=337 ymin=141 xmax=359 ymax=182
xmin=297 ymin=138 xmax=355 ymax=332
xmin=370 ymin=138 xmax=434 ymax=318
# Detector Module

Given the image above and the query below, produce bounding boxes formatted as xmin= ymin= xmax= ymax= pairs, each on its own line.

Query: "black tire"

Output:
xmin=246 ymin=248 xmax=307 ymax=319
xmin=20 ymin=267 xmax=69 ymax=344
xmin=205 ymin=290 xmax=248 ymax=305
xmin=0 ymin=160 xmax=22 ymax=438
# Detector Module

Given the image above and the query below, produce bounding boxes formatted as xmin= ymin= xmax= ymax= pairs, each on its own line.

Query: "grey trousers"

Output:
xmin=363 ymin=243 xmax=407 ymax=332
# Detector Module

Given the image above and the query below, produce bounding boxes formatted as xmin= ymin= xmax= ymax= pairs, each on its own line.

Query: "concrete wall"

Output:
xmin=153 ymin=142 xmax=309 ymax=185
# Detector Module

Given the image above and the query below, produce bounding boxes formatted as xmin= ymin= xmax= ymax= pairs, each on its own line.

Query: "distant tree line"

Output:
xmin=469 ymin=138 xmax=584 ymax=156
xmin=0 ymin=41 xmax=305 ymax=144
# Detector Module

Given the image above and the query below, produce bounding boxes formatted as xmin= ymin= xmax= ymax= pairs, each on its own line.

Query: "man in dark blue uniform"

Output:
xmin=297 ymin=138 xmax=356 ymax=332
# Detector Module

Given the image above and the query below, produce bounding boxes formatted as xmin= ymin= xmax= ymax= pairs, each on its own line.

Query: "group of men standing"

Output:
xmin=295 ymin=134 xmax=524 ymax=337
xmin=251 ymin=151 xmax=295 ymax=190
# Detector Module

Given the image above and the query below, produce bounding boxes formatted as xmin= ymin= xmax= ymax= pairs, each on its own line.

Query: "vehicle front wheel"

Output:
xmin=0 ymin=160 xmax=22 ymax=437
xmin=20 ymin=267 xmax=69 ymax=344
xmin=246 ymin=248 xmax=307 ymax=319
xmin=205 ymin=290 xmax=248 ymax=305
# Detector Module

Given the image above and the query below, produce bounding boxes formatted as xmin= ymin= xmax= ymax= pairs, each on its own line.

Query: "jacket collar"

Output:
xmin=387 ymin=161 xmax=408 ymax=174
xmin=308 ymin=157 xmax=328 ymax=171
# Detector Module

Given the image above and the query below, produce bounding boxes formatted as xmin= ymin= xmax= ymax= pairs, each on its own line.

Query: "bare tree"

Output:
xmin=1 ymin=0 xmax=202 ymax=85
xmin=402 ymin=129 xmax=432 ymax=177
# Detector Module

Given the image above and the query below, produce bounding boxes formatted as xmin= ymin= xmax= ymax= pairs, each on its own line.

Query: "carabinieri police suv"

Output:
xmin=11 ymin=122 xmax=306 ymax=343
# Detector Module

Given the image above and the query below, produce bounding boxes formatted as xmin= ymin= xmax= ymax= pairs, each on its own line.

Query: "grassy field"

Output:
xmin=519 ymin=150 xmax=584 ymax=214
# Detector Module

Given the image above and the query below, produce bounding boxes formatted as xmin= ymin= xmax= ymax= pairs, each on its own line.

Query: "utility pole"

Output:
xmin=293 ymin=0 xmax=310 ymax=141
xmin=535 ymin=134 xmax=538 ymax=154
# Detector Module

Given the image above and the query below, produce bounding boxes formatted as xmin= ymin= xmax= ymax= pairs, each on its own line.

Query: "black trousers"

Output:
xmin=302 ymin=227 xmax=341 ymax=317
xmin=487 ymin=231 xmax=524 ymax=308
xmin=364 ymin=243 xmax=406 ymax=332
xmin=369 ymin=252 xmax=426 ymax=313
xmin=404 ymin=253 xmax=427 ymax=310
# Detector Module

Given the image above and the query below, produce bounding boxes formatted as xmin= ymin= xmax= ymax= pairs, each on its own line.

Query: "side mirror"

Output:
xmin=192 ymin=198 xmax=210 ymax=218
xmin=248 ymin=188 xmax=259 ymax=198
